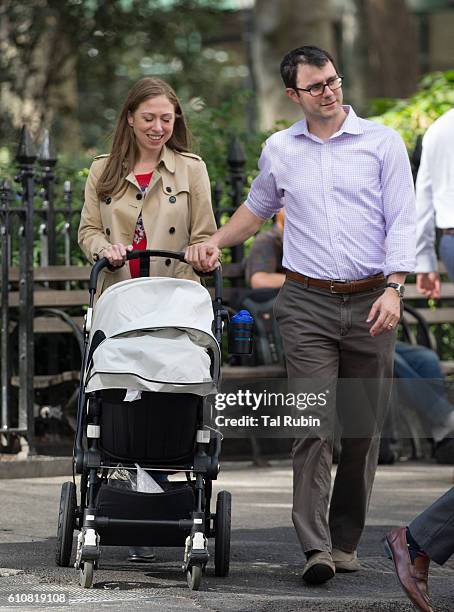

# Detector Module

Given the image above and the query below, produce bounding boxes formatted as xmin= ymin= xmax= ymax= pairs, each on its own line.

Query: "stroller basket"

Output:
xmin=95 ymin=483 xmax=195 ymax=547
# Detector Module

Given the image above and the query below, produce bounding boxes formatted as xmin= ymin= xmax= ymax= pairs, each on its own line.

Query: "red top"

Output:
xmin=129 ymin=172 xmax=152 ymax=278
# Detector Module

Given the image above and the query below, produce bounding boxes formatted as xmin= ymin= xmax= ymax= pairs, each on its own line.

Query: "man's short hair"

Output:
xmin=280 ymin=46 xmax=339 ymax=90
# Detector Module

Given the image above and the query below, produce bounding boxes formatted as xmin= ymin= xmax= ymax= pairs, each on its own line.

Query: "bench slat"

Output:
xmin=33 ymin=316 xmax=85 ymax=334
xmin=409 ymin=308 xmax=454 ymax=325
xmin=6 ymin=263 xmax=243 ymax=284
xmin=405 ymin=283 xmax=454 ymax=299
xmin=11 ymin=370 xmax=81 ymax=389
xmin=7 ymin=266 xmax=91 ymax=282
xmin=9 ymin=290 xmax=88 ymax=308
xmin=12 ymin=362 xmax=454 ymax=390
xmin=222 ymin=365 xmax=287 ymax=379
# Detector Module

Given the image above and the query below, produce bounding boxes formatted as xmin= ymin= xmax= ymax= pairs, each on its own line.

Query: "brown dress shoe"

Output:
xmin=385 ymin=527 xmax=433 ymax=612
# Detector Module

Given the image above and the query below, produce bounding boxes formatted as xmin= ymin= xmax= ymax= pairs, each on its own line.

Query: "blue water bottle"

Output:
xmin=228 ymin=309 xmax=254 ymax=354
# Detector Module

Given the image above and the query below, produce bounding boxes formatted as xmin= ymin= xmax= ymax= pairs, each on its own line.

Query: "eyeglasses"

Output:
xmin=294 ymin=76 xmax=343 ymax=97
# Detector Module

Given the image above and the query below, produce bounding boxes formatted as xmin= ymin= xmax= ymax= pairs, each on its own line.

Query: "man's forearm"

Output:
xmin=250 ymin=271 xmax=286 ymax=289
xmin=211 ymin=204 xmax=265 ymax=249
xmin=387 ymin=273 xmax=407 ymax=284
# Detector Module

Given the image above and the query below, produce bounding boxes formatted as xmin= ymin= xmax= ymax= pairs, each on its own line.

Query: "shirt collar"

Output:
xmin=125 ymin=145 xmax=175 ymax=187
xmin=338 ymin=106 xmax=363 ymax=135
xmin=289 ymin=105 xmax=364 ymax=138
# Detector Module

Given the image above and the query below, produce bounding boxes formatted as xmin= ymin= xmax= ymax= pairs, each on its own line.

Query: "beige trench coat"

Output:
xmin=78 ymin=145 xmax=217 ymax=293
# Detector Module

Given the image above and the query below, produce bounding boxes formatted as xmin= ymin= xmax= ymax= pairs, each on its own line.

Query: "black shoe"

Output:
xmin=127 ymin=547 xmax=156 ymax=562
xmin=378 ymin=437 xmax=396 ymax=465
xmin=434 ymin=436 xmax=454 ymax=464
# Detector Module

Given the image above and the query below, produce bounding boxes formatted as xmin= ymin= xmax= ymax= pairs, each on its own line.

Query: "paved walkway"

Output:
xmin=0 ymin=461 xmax=453 ymax=610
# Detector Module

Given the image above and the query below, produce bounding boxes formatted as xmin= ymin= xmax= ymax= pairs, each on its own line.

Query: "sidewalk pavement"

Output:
xmin=0 ymin=455 xmax=72 ymax=480
xmin=0 ymin=460 xmax=453 ymax=611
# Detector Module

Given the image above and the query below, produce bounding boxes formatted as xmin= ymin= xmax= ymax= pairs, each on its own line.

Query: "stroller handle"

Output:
xmin=88 ymin=249 xmax=223 ymax=302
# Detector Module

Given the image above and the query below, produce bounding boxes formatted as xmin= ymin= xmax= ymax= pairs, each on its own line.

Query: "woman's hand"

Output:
xmin=101 ymin=243 xmax=133 ymax=267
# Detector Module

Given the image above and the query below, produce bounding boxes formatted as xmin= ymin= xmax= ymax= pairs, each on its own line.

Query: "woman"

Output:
xmin=78 ymin=77 xmax=216 ymax=563
xmin=78 ymin=77 xmax=216 ymax=291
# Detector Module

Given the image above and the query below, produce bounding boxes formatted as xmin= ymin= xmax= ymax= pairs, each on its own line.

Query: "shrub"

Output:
xmin=369 ymin=70 xmax=454 ymax=151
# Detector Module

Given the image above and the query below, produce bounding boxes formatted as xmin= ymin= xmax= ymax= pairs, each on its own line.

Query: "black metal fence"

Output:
xmin=0 ymin=127 xmax=247 ymax=456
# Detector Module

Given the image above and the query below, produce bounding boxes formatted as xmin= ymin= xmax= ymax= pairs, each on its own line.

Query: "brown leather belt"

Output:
xmin=440 ymin=228 xmax=454 ymax=235
xmin=285 ymin=270 xmax=385 ymax=294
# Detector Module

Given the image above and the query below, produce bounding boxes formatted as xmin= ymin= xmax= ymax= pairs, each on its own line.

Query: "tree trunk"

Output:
xmin=338 ymin=0 xmax=369 ymax=113
xmin=365 ymin=0 xmax=419 ymax=99
xmin=252 ymin=0 xmax=335 ymax=130
xmin=0 ymin=2 xmax=80 ymax=147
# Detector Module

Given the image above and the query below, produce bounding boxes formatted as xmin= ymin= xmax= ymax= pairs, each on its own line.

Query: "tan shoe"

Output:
xmin=302 ymin=551 xmax=336 ymax=584
xmin=332 ymin=548 xmax=362 ymax=572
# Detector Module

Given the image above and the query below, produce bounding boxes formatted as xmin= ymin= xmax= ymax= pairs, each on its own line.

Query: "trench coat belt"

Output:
xmin=285 ymin=270 xmax=386 ymax=294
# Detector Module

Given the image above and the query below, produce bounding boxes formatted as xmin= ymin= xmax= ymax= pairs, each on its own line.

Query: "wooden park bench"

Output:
xmin=6 ymin=261 xmax=454 ymax=391
xmin=6 ymin=262 xmax=273 ymax=390
xmin=6 ymin=259 xmax=454 ymax=466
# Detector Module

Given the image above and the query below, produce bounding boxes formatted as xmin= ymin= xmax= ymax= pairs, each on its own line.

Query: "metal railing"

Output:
xmin=0 ymin=126 xmax=247 ymax=456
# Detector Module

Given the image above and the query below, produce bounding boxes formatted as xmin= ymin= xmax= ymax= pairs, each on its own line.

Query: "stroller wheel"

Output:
xmin=79 ymin=560 xmax=94 ymax=588
xmin=187 ymin=563 xmax=202 ymax=590
xmin=214 ymin=490 xmax=231 ymax=577
xmin=55 ymin=481 xmax=76 ymax=567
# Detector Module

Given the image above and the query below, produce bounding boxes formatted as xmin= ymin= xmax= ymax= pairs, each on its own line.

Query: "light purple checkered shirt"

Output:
xmin=245 ymin=106 xmax=416 ymax=280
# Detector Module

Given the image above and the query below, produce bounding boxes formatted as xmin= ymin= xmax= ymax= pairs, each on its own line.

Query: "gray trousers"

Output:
xmin=274 ymin=279 xmax=396 ymax=554
xmin=410 ymin=486 xmax=454 ymax=565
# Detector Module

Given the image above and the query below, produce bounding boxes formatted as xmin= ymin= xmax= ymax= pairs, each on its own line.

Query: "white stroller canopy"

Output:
xmin=84 ymin=277 xmax=221 ymax=396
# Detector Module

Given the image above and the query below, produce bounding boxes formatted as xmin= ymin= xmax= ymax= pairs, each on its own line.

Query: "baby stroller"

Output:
xmin=55 ymin=250 xmax=231 ymax=590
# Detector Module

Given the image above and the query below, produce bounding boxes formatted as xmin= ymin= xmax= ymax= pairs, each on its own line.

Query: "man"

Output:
xmin=415 ymin=108 xmax=454 ymax=299
xmin=186 ymin=45 xmax=416 ymax=584
xmin=385 ymin=488 xmax=454 ymax=612
xmin=246 ymin=213 xmax=454 ymax=463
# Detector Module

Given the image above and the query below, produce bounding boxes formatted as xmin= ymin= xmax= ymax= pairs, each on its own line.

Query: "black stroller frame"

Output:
xmin=55 ymin=250 xmax=231 ymax=590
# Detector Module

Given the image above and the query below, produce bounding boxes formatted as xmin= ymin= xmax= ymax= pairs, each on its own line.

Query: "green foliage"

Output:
xmin=188 ymin=91 xmax=270 ymax=192
xmin=187 ymin=90 xmax=280 ymax=274
xmin=1 ymin=0 xmax=250 ymax=152
xmin=370 ymin=71 xmax=454 ymax=151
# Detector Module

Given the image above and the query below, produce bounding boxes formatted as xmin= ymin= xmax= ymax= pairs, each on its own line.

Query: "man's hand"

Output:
xmin=185 ymin=240 xmax=221 ymax=272
xmin=416 ymin=272 xmax=441 ymax=299
xmin=185 ymin=204 xmax=264 ymax=272
xmin=366 ymin=288 xmax=401 ymax=337
xmin=101 ymin=243 xmax=133 ymax=267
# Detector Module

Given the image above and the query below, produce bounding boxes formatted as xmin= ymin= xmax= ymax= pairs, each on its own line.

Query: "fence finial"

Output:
xmin=16 ymin=126 xmax=37 ymax=164
xmin=37 ymin=128 xmax=57 ymax=165
xmin=227 ymin=137 xmax=246 ymax=168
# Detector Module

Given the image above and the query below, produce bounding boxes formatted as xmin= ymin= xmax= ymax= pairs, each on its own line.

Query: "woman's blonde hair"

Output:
xmin=96 ymin=77 xmax=191 ymax=199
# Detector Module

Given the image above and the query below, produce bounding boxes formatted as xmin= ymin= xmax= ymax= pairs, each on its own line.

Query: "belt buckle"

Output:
xmin=330 ymin=279 xmax=347 ymax=293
